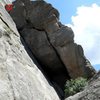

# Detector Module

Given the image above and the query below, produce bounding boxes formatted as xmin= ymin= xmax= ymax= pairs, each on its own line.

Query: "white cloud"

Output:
xmin=67 ymin=4 xmax=100 ymax=65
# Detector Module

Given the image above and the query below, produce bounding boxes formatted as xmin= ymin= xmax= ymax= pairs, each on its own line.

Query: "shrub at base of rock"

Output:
xmin=64 ymin=77 xmax=87 ymax=98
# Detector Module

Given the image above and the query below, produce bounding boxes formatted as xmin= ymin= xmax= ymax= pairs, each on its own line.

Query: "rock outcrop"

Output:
xmin=10 ymin=0 xmax=71 ymax=91
xmin=1 ymin=0 xmax=97 ymax=99
xmin=0 ymin=2 xmax=60 ymax=100
xmin=9 ymin=0 xmax=96 ymax=92
xmin=65 ymin=71 xmax=100 ymax=100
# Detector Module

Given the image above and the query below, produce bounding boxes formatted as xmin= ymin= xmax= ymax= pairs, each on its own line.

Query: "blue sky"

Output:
xmin=47 ymin=0 xmax=100 ymax=24
xmin=47 ymin=0 xmax=100 ymax=71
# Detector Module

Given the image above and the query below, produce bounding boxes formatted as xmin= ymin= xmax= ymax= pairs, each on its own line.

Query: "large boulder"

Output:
xmin=0 ymin=3 xmax=60 ymax=100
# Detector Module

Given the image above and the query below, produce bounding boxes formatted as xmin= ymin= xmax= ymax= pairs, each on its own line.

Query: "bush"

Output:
xmin=64 ymin=77 xmax=87 ymax=97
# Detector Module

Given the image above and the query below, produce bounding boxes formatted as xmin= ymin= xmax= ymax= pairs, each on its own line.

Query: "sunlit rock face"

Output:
xmin=9 ymin=0 xmax=96 ymax=98
xmin=0 ymin=1 xmax=60 ymax=100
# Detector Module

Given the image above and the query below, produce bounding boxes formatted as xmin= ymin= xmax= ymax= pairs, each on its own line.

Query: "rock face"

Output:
xmin=9 ymin=0 xmax=96 ymax=95
xmin=0 ymin=2 xmax=60 ymax=100
xmin=20 ymin=27 xmax=70 ymax=90
xmin=65 ymin=71 xmax=100 ymax=100
xmin=10 ymin=0 xmax=70 ymax=91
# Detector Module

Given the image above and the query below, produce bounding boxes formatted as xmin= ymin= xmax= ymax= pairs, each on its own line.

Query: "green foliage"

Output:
xmin=64 ymin=77 xmax=87 ymax=97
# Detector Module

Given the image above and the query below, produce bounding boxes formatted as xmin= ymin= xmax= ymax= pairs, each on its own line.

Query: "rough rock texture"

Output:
xmin=0 ymin=2 xmax=60 ymax=100
xmin=65 ymin=71 xmax=100 ymax=100
xmin=9 ymin=0 xmax=27 ymax=29
xmin=10 ymin=0 xmax=70 ymax=91
xmin=20 ymin=27 xmax=70 ymax=89
xmin=9 ymin=0 xmax=96 ymax=95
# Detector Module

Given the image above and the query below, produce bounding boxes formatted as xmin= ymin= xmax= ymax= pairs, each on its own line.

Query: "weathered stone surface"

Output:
xmin=47 ymin=26 xmax=74 ymax=47
xmin=29 ymin=1 xmax=96 ymax=79
xmin=65 ymin=71 xmax=100 ymax=100
xmin=56 ymin=43 xmax=86 ymax=78
xmin=10 ymin=0 xmax=27 ymax=29
xmin=0 ymin=3 xmax=60 ymax=100
xmin=55 ymin=43 xmax=96 ymax=79
xmin=25 ymin=1 xmax=59 ymax=30
xmin=20 ymin=28 xmax=69 ymax=89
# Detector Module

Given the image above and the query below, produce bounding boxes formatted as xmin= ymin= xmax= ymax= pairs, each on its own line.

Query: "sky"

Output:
xmin=47 ymin=0 xmax=100 ymax=71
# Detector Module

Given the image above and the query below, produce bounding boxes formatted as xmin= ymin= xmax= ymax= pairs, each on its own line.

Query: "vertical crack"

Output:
xmin=0 ymin=16 xmax=18 ymax=37
xmin=45 ymin=31 xmax=70 ymax=78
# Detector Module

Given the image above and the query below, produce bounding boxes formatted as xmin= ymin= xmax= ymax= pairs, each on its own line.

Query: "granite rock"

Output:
xmin=0 ymin=2 xmax=60 ymax=100
xmin=10 ymin=0 xmax=96 ymax=98
xmin=20 ymin=28 xmax=69 ymax=89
